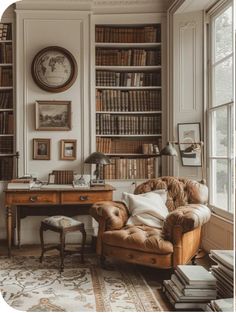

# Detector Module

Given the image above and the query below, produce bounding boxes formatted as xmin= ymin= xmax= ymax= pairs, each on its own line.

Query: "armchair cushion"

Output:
xmin=162 ymin=203 xmax=211 ymax=241
xmin=103 ymin=225 xmax=173 ymax=254
xmin=122 ymin=192 xmax=169 ymax=228
xmin=90 ymin=201 xmax=129 ymax=230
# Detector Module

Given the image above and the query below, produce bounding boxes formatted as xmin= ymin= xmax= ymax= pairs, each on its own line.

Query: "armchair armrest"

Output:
xmin=162 ymin=204 xmax=211 ymax=241
xmin=90 ymin=201 xmax=129 ymax=230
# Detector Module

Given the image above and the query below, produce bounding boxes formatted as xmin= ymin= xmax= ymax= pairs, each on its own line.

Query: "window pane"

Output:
xmin=214 ymin=6 xmax=232 ymax=62
xmin=213 ymin=57 xmax=233 ymax=106
xmin=212 ymin=107 xmax=228 ymax=156
xmin=211 ymin=159 xmax=228 ymax=210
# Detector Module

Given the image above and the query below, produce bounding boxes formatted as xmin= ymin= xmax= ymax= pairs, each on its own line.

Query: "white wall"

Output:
xmin=172 ymin=11 xmax=204 ymax=180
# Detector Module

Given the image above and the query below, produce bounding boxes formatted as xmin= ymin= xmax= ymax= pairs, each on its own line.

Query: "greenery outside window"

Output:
xmin=207 ymin=0 xmax=234 ymax=220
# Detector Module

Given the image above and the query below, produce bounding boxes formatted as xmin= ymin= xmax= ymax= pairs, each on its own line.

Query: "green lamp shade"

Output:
xmin=84 ymin=152 xmax=110 ymax=165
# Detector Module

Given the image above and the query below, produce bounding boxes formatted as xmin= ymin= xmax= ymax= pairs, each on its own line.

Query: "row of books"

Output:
xmin=0 ymin=137 xmax=13 ymax=154
xmin=0 ymin=112 xmax=14 ymax=134
xmin=102 ymin=157 xmax=156 ymax=179
xmin=96 ymin=137 xmax=161 ymax=154
xmin=96 ymin=89 xmax=161 ymax=112
xmin=0 ymin=157 xmax=13 ymax=180
xmin=95 ymin=25 xmax=161 ymax=43
xmin=0 ymin=67 xmax=13 ymax=86
xmin=96 ymin=114 xmax=161 ymax=135
xmin=163 ymin=265 xmax=217 ymax=310
xmin=209 ymin=250 xmax=233 ymax=299
xmin=96 ymin=48 xmax=161 ymax=66
xmin=0 ymin=42 xmax=12 ymax=63
xmin=96 ymin=71 xmax=161 ymax=87
xmin=0 ymin=91 xmax=13 ymax=109
xmin=0 ymin=23 xmax=12 ymax=41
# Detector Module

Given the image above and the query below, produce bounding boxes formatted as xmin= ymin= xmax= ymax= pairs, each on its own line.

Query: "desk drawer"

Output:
xmin=61 ymin=191 xmax=113 ymax=204
xmin=7 ymin=192 xmax=58 ymax=205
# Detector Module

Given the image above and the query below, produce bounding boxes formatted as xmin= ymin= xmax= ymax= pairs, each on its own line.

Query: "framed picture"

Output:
xmin=33 ymin=138 xmax=51 ymax=160
xmin=35 ymin=100 xmax=71 ymax=131
xmin=60 ymin=139 xmax=77 ymax=160
xmin=177 ymin=122 xmax=201 ymax=167
xmin=31 ymin=46 xmax=78 ymax=93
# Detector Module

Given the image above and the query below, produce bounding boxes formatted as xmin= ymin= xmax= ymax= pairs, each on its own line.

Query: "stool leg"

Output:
xmin=60 ymin=231 xmax=65 ymax=273
xmin=39 ymin=225 xmax=44 ymax=263
xmin=80 ymin=225 xmax=86 ymax=263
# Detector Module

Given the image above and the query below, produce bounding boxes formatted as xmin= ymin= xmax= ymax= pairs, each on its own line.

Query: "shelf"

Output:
xmin=96 ymin=134 xmax=162 ymax=137
xmin=96 ymin=86 xmax=161 ymax=90
xmin=0 ymin=153 xmax=15 ymax=157
xmin=0 ymin=40 xmax=12 ymax=43
xmin=96 ymin=65 xmax=161 ymax=71
xmin=105 ymin=153 xmax=160 ymax=157
xmin=0 ymin=63 xmax=13 ymax=66
xmin=95 ymin=42 xmax=161 ymax=48
xmin=0 ymin=134 xmax=14 ymax=137
xmin=96 ymin=111 xmax=162 ymax=114
xmin=0 ymin=87 xmax=13 ymax=90
xmin=0 ymin=108 xmax=13 ymax=111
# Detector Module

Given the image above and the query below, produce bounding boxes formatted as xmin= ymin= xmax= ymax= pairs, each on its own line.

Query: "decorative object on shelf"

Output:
xmin=35 ymin=100 xmax=71 ymax=131
xmin=177 ymin=123 xmax=201 ymax=167
xmin=33 ymin=138 xmax=51 ymax=160
xmin=60 ymin=139 xmax=77 ymax=160
xmin=84 ymin=152 xmax=110 ymax=186
xmin=31 ymin=46 xmax=78 ymax=93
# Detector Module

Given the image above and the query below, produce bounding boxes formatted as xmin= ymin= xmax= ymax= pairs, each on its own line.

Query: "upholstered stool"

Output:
xmin=39 ymin=215 xmax=86 ymax=272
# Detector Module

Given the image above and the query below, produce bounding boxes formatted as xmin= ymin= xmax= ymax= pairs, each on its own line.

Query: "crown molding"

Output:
xmin=14 ymin=0 xmax=173 ymax=13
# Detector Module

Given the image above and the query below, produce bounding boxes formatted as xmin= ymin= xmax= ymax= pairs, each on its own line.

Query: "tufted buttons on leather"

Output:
xmin=151 ymin=258 xmax=156 ymax=264
xmin=128 ymin=254 xmax=133 ymax=259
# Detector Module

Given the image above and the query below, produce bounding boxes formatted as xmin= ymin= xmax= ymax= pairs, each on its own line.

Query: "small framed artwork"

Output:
xmin=33 ymin=138 xmax=51 ymax=160
xmin=35 ymin=100 xmax=71 ymax=131
xmin=177 ymin=122 xmax=201 ymax=167
xmin=60 ymin=139 xmax=77 ymax=160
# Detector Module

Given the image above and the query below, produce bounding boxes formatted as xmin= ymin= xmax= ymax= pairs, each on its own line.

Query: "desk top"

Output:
xmin=5 ymin=184 xmax=115 ymax=193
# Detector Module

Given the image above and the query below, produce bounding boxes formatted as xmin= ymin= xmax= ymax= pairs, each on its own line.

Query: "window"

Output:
xmin=208 ymin=1 xmax=234 ymax=219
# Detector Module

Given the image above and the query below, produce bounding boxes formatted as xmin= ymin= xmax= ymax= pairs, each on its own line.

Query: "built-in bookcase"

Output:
xmin=0 ymin=20 xmax=15 ymax=180
xmin=91 ymin=15 xmax=165 ymax=181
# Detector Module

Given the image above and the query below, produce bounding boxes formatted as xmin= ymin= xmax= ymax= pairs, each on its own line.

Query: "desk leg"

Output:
xmin=17 ymin=207 xmax=21 ymax=248
xmin=6 ymin=206 xmax=12 ymax=257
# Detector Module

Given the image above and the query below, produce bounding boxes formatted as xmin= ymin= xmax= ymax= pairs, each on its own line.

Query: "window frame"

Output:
xmin=207 ymin=0 xmax=234 ymax=221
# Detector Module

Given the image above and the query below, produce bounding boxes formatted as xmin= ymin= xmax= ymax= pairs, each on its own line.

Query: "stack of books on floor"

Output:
xmin=205 ymin=298 xmax=234 ymax=312
xmin=209 ymin=250 xmax=233 ymax=299
xmin=163 ymin=265 xmax=217 ymax=310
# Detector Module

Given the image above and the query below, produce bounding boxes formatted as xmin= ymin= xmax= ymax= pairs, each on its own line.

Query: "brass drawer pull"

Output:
xmin=80 ymin=195 xmax=88 ymax=201
xmin=29 ymin=196 xmax=38 ymax=202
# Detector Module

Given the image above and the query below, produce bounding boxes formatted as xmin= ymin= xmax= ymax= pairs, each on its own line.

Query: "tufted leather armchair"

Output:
xmin=90 ymin=177 xmax=211 ymax=268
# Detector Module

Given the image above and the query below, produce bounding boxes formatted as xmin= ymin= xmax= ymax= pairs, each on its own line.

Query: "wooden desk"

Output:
xmin=4 ymin=185 xmax=114 ymax=257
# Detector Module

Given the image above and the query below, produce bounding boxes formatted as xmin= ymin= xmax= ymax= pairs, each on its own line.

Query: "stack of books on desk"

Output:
xmin=205 ymin=298 xmax=234 ymax=312
xmin=163 ymin=265 xmax=217 ymax=310
xmin=209 ymin=250 xmax=233 ymax=299
xmin=7 ymin=178 xmax=35 ymax=189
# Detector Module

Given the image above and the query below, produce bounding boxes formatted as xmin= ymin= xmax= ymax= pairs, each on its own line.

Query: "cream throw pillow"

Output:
xmin=122 ymin=191 xmax=169 ymax=229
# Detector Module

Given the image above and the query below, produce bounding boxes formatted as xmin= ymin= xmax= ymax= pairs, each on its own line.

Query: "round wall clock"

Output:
xmin=31 ymin=46 xmax=78 ymax=93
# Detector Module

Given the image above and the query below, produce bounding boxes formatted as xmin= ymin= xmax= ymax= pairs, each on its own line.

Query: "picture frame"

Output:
xmin=60 ymin=139 xmax=77 ymax=160
xmin=33 ymin=138 xmax=51 ymax=160
xmin=177 ymin=122 xmax=201 ymax=167
xmin=31 ymin=46 xmax=78 ymax=93
xmin=35 ymin=100 xmax=71 ymax=131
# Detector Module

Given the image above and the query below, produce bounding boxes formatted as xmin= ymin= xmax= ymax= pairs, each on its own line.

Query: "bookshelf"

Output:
xmin=0 ymin=20 xmax=15 ymax=181
xmin=92 ymin=15 xmax=165 ymax=181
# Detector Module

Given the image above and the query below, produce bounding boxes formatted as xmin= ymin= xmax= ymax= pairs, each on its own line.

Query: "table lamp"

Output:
xmin=84 ymin=152 xmax=110 ymax=186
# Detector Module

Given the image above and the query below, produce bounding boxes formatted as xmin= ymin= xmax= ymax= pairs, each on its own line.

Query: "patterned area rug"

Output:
xmin=0 ymin=255 xmax=164 ymax=312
